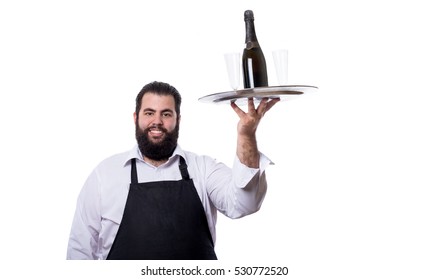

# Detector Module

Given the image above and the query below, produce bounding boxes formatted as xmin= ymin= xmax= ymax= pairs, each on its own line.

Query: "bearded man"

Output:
xmin=67 ymin=81 xmax=279 ymax=260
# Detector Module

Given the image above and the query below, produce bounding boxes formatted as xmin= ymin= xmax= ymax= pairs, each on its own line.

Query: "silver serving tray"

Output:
xmin=198 ymin=85 xmax=318 ymax=104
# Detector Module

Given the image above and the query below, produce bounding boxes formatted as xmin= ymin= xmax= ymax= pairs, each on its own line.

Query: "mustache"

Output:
xmin=144 ymin=124 xmax=168 ymax=133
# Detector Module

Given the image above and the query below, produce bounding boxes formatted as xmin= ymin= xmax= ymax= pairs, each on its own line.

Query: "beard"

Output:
xmin=135 ymin=123 xmax=179 ymax=161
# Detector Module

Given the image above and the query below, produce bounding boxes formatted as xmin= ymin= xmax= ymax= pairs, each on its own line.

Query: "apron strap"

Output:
xmin=179 ymin=156 xmax=190 ymax=180
xmin=131 ymin=158 xmax=138 ymax=184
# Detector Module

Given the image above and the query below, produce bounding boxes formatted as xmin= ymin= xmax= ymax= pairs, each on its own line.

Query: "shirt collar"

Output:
xmin=123 ymin=144 xmax=186 ymax=167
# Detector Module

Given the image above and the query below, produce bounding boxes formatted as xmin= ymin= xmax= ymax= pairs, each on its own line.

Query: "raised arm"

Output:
xmin=230 ymin=97 xmax=280 ymax=168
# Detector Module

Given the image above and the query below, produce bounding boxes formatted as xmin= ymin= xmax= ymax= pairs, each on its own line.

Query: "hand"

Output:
xmin=230 ymin=97 xmax=280 ymax=137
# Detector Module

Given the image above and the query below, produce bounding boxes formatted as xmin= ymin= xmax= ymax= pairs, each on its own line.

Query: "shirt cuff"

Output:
xmin=232 ymin=152 xmax=274 ymax=188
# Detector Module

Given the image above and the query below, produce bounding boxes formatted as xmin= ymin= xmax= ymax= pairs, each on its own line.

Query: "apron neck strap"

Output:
xmin=179 ymin=156 xmax=190 ymax=180
xmin=131 ymin=158 xmax=138 ymax=183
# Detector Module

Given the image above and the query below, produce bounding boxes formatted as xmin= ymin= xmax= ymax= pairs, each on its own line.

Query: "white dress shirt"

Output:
xmin=67 ymin=145 xmax=273 ymax=260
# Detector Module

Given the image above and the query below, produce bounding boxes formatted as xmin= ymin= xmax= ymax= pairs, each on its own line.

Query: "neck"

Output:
xmin=143 ymin=156 xmax=168 ymax=167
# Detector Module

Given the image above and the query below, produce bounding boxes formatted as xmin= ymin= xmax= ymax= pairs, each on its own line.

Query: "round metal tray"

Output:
xmin=198 ymin=85 xmax=318 ymax=104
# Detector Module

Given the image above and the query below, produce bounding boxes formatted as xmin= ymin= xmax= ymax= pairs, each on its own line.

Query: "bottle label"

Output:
xmin=246 ymin=42 xmax=255 ymax=49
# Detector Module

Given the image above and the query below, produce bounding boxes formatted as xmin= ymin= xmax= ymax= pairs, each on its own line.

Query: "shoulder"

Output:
xmin=92 ymin=149 xmax=132 ymax=179
xmin=181 ymin=149 xmax=228 ymax=173
xmin=181 ymin=149 xmax=214 ymax=165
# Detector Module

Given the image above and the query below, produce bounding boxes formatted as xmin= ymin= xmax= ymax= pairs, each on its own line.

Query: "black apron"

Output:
xmin=107 ymin=156 xmax=217 ymax=260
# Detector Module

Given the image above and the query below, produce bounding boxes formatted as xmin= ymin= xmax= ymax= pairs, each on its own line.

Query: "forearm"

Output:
xmin=236 ymin=133 xmax=260 ymax=168
xmin=231 ymin=97 xmax=279 ymax=168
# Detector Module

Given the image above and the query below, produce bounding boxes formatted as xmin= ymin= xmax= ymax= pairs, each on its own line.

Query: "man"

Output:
xmin=66 ymin=81 xmax=279 ymax=260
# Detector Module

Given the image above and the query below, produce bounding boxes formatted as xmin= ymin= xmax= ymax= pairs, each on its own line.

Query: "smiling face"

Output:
xmin=134 ymin=92 xmax=180 ymax=161
xmin=135 ymin=92 xmax=179 ymax=141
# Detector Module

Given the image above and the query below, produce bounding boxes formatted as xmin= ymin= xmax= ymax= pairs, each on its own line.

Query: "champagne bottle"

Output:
xmin=242 ymin=10 xmax=268 ymax=88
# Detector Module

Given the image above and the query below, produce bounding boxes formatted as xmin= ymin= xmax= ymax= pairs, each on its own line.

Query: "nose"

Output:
xmin=151 ymin=113 xmax=163 ymax=125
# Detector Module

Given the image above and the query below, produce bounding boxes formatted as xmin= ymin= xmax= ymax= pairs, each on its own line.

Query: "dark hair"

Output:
xmin=135 ymin=81 xmax=182 ymax=116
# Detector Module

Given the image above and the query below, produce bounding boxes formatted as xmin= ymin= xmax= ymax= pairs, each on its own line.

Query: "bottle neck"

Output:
xmin=245 ymin=20 xmax=260 ymax=48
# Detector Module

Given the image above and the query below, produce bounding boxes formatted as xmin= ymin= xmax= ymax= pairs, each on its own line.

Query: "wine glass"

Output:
xmin=224 ymin=52 xmax=241 ymax=90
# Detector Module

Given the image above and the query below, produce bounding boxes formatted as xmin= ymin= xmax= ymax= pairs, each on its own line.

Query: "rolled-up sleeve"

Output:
xmin=206 ymin=152 xmax=273 ymax=219
xmin=229 ymin=152 xmax=273 ymax=218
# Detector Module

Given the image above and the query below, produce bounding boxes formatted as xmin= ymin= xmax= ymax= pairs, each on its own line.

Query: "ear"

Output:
xmin=177 ymin=114 xmax=181 ymax=125
xmin=133 ymin=112 xmax=137 ymax=125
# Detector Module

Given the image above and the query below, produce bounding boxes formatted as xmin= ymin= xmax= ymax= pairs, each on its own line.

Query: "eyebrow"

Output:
xmin=143 ymin=108 xmax=174 ymax=114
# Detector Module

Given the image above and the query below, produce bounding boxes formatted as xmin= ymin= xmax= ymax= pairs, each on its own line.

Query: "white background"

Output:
xmin=1 ymin=0 xmax=427 ymax=279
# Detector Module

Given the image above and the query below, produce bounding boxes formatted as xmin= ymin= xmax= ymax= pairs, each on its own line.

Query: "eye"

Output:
xmin=162 ymin=112 xmax=173 ymax=117
xmin=144 ymin=111 xmax=154 ymax=116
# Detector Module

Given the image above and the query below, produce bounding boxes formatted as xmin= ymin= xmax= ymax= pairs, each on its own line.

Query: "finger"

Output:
xmin=230 ymin=101 xmax=246 ymax=118
xmin=247 ymin=97 xmax=256 ymax=112
xmin=255 ymin=97 xmax=269 ymax=115
xmin=264 ymin=98 xmax=280 ymax=113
